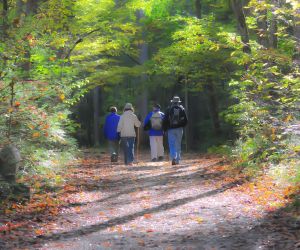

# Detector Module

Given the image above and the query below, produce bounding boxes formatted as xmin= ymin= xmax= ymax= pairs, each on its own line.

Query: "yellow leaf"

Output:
xmin=32 ymin=132 xmax=40 ymax=138
xmin=59 ymin=94 xmax=65 ymax=101
xmin=74 ymin=207 xmax=81 ymax=212
xmin=4 ymin=209 xmax=12 ymax=215
xmin=284 ymin=114 xmax=293 ymax=123
xmin=195 ymin=217 xmax=204 ymax=224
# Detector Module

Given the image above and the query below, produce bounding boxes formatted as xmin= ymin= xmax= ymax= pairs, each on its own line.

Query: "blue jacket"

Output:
xmin=144 ymin=110 xmax=164 ymax=136
xmin=104 ymin=112 xmax=120 ymax=140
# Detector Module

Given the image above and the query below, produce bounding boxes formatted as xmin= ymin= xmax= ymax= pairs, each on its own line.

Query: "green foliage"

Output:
xmin=0 ymin=0 xmax=299 ymax=197
xmin=224 ymin=0 xmax=300 ymax=177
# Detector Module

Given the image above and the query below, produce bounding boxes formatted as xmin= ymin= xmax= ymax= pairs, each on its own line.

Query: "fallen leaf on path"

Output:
xmin=138 ymin=240 xmax=145 ymax=246
xmin=101 ymin=241 xmax=112 ymax=247
xmin=194 ymin=217 xmax=204 ymax=224
xmin=35 ymin=229 xmax=44 ymax=235
xmin=143 ymin=214 xmax=152 ymax=219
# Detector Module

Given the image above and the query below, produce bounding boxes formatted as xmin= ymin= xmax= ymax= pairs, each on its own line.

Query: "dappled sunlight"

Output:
xmin=1 ymin=151 xmax=299 ymax=249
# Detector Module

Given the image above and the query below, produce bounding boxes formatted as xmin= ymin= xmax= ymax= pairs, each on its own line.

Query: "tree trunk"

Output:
xmin=230 ymin=0 xmax=251 ymax=53
xmin=93 ymin=86 xmax=100 ymax=147
xmin=206 ymin=81 xmax=221 ymax=136
xmin=1 ymin=0 xmax=8 ymax=39
xmin=257 ymin=9 xmax=269 ymax=48
xmin=294 ymin=6 xmax=300 ymax=64
xmin=195 ymin=0 xmax=202 ymax=19
xmin=136 ymin=10 xmax=149 ymax=145
xmin=25 ymin=0 xmax=39 ymax=15
xmin=269 ymin=14 xmax=278 ymax=49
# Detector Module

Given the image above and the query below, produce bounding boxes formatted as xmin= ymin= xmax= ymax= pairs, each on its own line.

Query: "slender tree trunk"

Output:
xmin=269 ymin=14 xmax=278 ymax=49
xmin=206 ymin=81 xmax=221 ymax=136
xmin=1 ymin=0 xmax=8 ymax=39
xmin=136 ymin=10 xmax=149 ymax=145
xmin=294 ymin=6 xmax=300 ymax=64
xmin=195 ymin=0 xmax=202 ymax=19
xmin=25 ymin=0 xmax=39 ymax=15
xmin=93 ymin=86 xmax=100 ymax=147
xmin=257 ymin=9 xmax=269 ymax=48
xmin=184 ymin=79 xmax=189 ymax=151
xmin=230 ymin=0 xmax=251 ymax=53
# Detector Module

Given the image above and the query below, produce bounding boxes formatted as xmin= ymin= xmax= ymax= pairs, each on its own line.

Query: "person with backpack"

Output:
xmin=163 ymin=96 xmax=188 ymax=165
xmin=103 ymin=106 xmax=120 ymax=162
xmin=117 ymin=103 xmax=141 ymax=165
xmin=144 ymin=104 xmax=165 ymax=162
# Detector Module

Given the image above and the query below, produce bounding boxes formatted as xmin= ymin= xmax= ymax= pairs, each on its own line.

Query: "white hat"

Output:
xmin=170 ymin=96 xmax=181 ymax=103
xmin=124 ymin=103 xmax=133 ymax=110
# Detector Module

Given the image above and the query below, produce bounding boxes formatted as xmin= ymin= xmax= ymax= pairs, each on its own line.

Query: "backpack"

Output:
xmin=169 ymin=105 xmax=185 ymax=127
xmin=150 ymin=112 xmax=163 ymax=130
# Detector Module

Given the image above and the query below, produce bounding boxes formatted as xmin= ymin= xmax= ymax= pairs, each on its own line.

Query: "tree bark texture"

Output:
xmin=195 ymin=0 xmax=202 ymax=19
xmin=93 ymin=86 xmax=100 ymax=146
xmin=230 ymin=0 xmax=251 ymax=53
xmin=1 ymin=0 xmax=8 ymax=39
xmin=257 ymin=9 xmax=269 ymax=48
xmin=136 ymin=9 xmax=149 ymax=145
xmin=294 ymin=6 xmax=300 ymax=64
xmin=269 ymin=14 xmax=278 ymax=49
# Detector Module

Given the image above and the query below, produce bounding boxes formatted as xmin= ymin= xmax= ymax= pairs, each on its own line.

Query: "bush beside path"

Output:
xmin=0 ymin=150 xmax=299 ymax=250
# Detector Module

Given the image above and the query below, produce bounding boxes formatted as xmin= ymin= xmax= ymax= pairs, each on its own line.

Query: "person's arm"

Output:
xmin=181 ymin=108 xmax=188 ymax=127
xmin=117 ymin=116 xmax=123 ymax=133
xmin=144 ymin=112 xmax=151 ymax=125
xmin=162 ymin=108 xmax=169 ymax=131
xmin=134 ymin=114 xmax=141 ymax=127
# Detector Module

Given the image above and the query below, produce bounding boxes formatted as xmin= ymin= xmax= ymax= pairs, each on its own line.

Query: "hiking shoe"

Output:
xmin=172 ymin=159 xmax=176 ymax=165
xmin=111 ymin=153 xmax=118 ymax=162
xmin=158 ymin=156 xmax=164 ymax=161
xmin=151 ymin=158 xmax=157 ymax=162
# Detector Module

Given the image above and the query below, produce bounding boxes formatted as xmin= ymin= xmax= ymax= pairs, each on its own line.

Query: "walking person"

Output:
xmin=117 ymin=103 xmax=141 ymax=165
xmin=163 ymin=96 xmax=188 ymax=165
xmin=144 ymin=104 xmax=165 ymax=162
xmin=103 ymin=106 xmax=120 ymax=162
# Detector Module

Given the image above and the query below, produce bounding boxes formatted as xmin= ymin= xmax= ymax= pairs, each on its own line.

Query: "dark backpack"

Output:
xmin=169 ymin=105 xmax=185 ymax=127
xmin=150 ymin=112 xmax=163 ymax=130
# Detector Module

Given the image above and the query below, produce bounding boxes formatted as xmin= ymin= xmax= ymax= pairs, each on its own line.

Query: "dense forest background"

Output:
xmin=0 ymin=0 xmax=299 ymax=184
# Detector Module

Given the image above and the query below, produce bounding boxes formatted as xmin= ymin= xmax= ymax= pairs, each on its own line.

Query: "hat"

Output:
xmin=110 ymin=106 xmax=117 ymax=113
xmin=153 ymin=103 xmax=161 ymax=109
xmin=170 ymin=96 xmax=181 ymax=103
xmin=124 ymin=103 xmax=133 ymax=110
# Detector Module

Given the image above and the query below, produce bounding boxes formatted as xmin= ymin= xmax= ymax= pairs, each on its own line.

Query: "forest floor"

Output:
xmin=0 ymin=149 xmax=300 ymax=250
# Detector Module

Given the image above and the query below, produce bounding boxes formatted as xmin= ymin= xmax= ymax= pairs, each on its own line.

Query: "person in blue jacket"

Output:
xmin=103 ymin=106 xmax=120 ymax=162
xmin=144 ymin=104 xmax=165 ymax=162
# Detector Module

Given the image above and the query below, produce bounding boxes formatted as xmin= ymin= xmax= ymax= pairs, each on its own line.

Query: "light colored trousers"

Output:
xmin=149 ymin=136 xmax=164 ymax=159
xmin=167 ymin=127 xmax=183 ymax=163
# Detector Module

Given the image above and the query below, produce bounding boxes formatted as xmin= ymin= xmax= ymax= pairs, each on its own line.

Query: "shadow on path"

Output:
xmin=38 ymin=180 xmax=243 ymax=243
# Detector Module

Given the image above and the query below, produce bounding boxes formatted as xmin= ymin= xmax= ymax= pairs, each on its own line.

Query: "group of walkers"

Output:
xmin=103 ymin=96 xmax=188 ymax=166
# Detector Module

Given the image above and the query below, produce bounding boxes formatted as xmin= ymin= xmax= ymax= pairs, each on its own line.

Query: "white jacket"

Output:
xmin=117 ymin=110 xmax=141 ymax=137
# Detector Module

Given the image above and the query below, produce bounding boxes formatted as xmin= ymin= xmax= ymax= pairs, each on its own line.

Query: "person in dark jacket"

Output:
xmin=103 ymin=106 xmax=120 ymax=162
xmin=163 ymin=96 xmax=188 ymax=165
xmin=144 ymin=104 xmax=165 ymax=162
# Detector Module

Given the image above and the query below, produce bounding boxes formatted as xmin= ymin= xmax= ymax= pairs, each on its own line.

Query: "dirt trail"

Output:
xmin=2 ymin=151 xmax=299 ymax=249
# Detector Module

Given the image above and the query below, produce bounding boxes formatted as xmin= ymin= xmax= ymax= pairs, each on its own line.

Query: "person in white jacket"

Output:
xmin=117 ymin=103 xmax=141 ymax=165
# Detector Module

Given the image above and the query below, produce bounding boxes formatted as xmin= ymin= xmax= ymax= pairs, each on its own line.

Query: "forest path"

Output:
xmin=2 ymin=150 xmax=299 ymax=249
